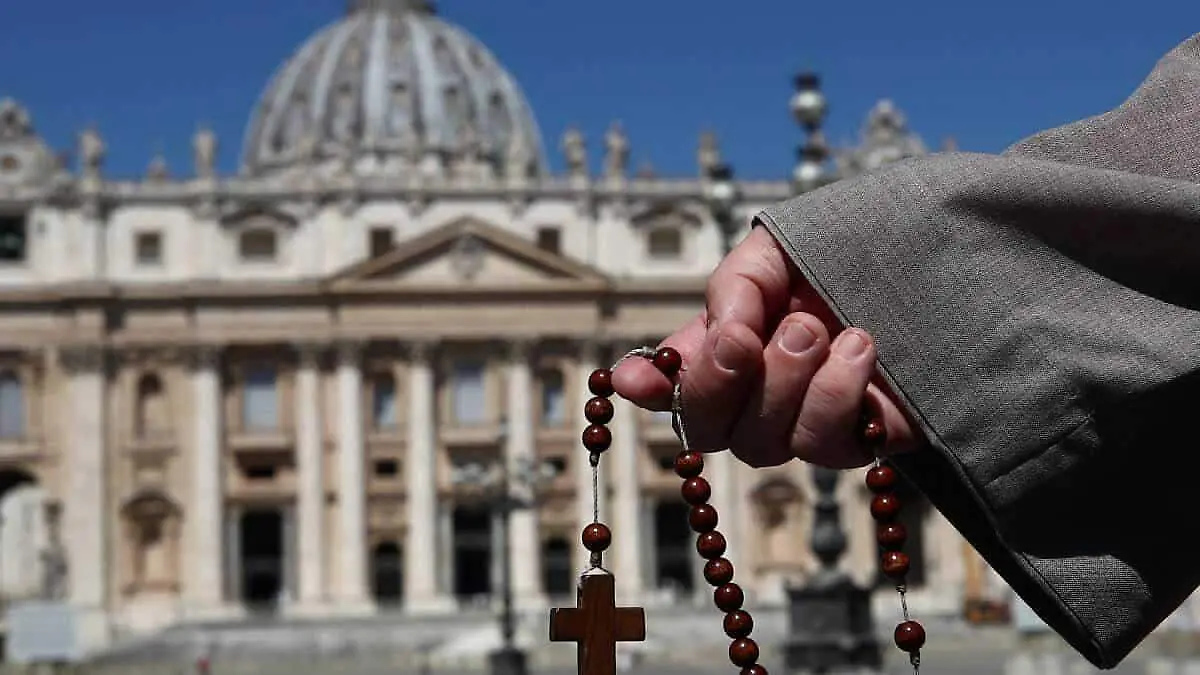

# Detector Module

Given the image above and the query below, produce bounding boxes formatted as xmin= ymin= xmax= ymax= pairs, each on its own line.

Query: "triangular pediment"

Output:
xmin=326 ymin=217 xmax=610 ymax=291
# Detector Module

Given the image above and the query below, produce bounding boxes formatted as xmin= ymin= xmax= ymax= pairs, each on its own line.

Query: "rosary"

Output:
xmin=549 ymin=345 xmax=926 ymax=675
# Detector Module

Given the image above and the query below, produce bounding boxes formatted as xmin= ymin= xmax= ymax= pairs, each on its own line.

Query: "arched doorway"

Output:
xmin=371 ymin=541 xmax=403 ymax=605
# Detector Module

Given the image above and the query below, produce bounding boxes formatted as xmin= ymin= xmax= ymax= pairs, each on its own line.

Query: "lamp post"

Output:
xmin=789 ymin=71 xmax=832 ymax=195
xmin=451 ymin=419 xmax=558 ymax=675
xmin=782 ymin=70 xmax=882 ymax=674
xmin=706 ymin=162 xmax=741 ymax=254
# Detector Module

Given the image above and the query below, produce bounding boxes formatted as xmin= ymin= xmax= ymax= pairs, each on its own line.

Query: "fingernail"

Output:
xmin=780 ymin=322 xmax=816 ymax=354
xmin=713 ymin=331 xmax=741 ymax=370
xmin=833 ymin=329 xmax=869 ymax=358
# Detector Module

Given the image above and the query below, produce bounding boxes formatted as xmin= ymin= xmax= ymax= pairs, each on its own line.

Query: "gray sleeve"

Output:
xmin=755 ymin=34 xmax=1200 ymax=669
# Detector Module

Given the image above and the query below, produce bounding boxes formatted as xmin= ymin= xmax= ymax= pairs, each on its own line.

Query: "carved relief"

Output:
xmin=751 ymin=477 xmax=807 ymax=573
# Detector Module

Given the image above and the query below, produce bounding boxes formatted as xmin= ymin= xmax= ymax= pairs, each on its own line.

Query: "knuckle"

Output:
xmin=789 ymin=417 xmax=822 ymax=462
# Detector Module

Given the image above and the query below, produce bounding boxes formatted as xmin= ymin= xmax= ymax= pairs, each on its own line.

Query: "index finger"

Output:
xmin=705 ymin=225 xmax=796 ymax=340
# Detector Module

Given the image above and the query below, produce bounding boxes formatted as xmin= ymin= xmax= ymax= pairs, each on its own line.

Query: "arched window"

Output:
xmin=136 ymin=373 xmax=169 ymax=438
xmin=0 ymin=371 xmax=24 ymax=439
xmin=371 ymin=541 xmax=403 ymax=604
xmin=538 ymin=368 xmax=565 ymax=426
xmin=371 ymin=372 xmax=398 ymax=431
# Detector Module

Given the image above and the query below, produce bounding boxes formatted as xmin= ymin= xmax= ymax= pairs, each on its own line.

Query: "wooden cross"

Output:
xmin=549 ymin=570 xmax=646 ymax=675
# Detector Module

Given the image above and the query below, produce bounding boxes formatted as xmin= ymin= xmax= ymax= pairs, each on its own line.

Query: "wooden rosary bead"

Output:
xmin=862 ymin=419 xmax=887 ymax=447
xmin=881 ymin=550 xmax=910 ymax=580
xmin=583 ymin=396 xmax=614 ymax=424
xmin=714 ymin=583 xmax=745 ymax=612
xmin=688 ymin=504 xmax=719 ymax=532
xmin=870 ymin=493 xmax=902 ymax=521
xmin=865 ymin=464 xmax=897 ymax=492
xmin=877 ymin=522 xmax=907 ymax=550
xmin=704 ymin=558 xmax=734 ymax=586
xmin=740 ymin=666 xmax=768 ymax=675
xmin=723 ymin=610 xmax=754 ymax=638
xmin=581 ymin=424 xmax=612 ymax=453
xmin=674 ymin=450 xmax=704 ymax=478
xmin=729 ymin=638 xmax=760 ymax=667
xmin=587 ymin=368 xmax=614 ymax=397
xmin=681 ymin=477 xmax=712 ymax=504
xmin=652 ymin=346 xmax=683 ymax=377
xmin=581 ymin=523 xmax=611 ymax=552
xmin=894 ymin=620 xmax=926 ymax=652
xmin=696 ymin=531 xmax=728 ymax=559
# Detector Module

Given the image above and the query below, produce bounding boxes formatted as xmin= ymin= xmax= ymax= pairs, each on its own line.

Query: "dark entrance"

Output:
xmin=453 ymin=506 xmax=493 ymax=600
xmin=371 ymin=541 xmax=403 ymax=605
xmin=240 ymin=509 xmax=284 ymax=612
xmin=654 ymin=501 xmax=694 ymax=593
xmin=542 ymin=536 xmax=574 ymax=598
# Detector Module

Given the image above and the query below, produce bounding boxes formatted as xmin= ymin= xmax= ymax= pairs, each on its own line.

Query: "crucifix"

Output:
xmin=549 ymin=568 xmax=645 ymax=675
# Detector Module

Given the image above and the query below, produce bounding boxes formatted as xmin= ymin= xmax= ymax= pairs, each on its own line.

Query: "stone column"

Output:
xmin=403 ymin=341 xmax=449 ymax=612
xmin=709 ymin=452 xmax=741 ymax=570
xmin=294 ymin=344 xmax=325 ymax=608
xmin=186 ymin=346 xmax=225 ymax=610
xmin=62 ymin=345 xmax=110 ymax=649
xmin=505 ymin=340 xmax=543 ymax=606
xmin=612 ymin=393 xmax=644 ymax=601
xmin=336 ymin=342 xmax=370 ymax=610
xmin=574 ymin=340 xmax=607 ymax=573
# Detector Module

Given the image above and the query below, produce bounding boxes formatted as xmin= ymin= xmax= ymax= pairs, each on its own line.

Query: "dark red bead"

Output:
xmin=674 ymin=451 xmax=704 ymax=478
xmin=587 ymin=369 xmax=614 ymax=397
xmin=704 ymin=558 xmax=734 ymax=586
xmin=723 ymin=610 xmax=754 ymax=638
xmin=582 ymin=424 xmax=612 ymax=453
xmin=865 ymin=464 xmax=897 ymax=492
xmin=894 ymin=620 xmax=926 ymax=652
xmin=862 ymin=419 xmax=887 ymax=447
xmin=870 ymin=493 xmax=901 ymax=521
xmin=681 ymin=477 xmax=711 ymax=504
xmin=584 ymin=397 xmax=614 ymax=424
xmin=652 ymin=347 xmax=683 ymax=377
xmin=877 ymin=522 xmax=907 ymax=550
xmin=689 ymin=504 xmax=719 ymax=532
xmin=581 ymin=523 xmax=611 ymax=552
xmin=881 ymin=550 xmax=910 ymax=580
xmin=740 ymin=666 xmax=768 ymax=675
xmin=696 ymin=531 xmax=727 ymax=559
xmin=714 ymin=583 xmax=745 ymax=612
xmin=729 ymin=638 xmax=759 ymax=667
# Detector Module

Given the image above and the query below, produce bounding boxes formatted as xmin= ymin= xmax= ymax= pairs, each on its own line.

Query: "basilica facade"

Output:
xmin=0 ymin=0 xmax=1007 ymax=655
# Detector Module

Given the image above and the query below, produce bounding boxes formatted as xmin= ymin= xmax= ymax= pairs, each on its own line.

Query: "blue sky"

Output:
xmin=1 ymin=1 xmax=1197 ymax=179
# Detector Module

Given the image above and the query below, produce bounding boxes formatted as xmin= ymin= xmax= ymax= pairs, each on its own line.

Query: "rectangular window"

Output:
xmin=647 ymin=227 xmax=682 ymax=259
xmin=239 ymin=229 xmax=277 ymax=262
xmin=0 ymin=372 xmax=24 ymax=439
xmin=371 ymin=373 xmax=398 ymax=430
xmin=135 ymin=231 xmax=162 ymax=266
xmin=242 ymin=366 xmax=278 ymax=431
xmin=451 ymin=360 xmax=487 ymax=425
xmin=369 ymin=227 xmax=395 ymax=258
xmin=535 ymin=227 xmax=561 ymax=254
xmin=540 ymin=369 xmax=566 ymax=426
xmin=0 ymin=215 xmax=27 ymax=263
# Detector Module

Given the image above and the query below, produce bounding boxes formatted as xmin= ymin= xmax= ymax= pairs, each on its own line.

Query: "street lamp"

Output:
xmin=782 ymin=70 xmax=882 ymax=674
xmin=451 ymin=419 xmax=559 ymax=675
xmin=789 ymin=71 xmax=831 ymax=195
xmin=706 ymin=162 xmax=741 ymax=254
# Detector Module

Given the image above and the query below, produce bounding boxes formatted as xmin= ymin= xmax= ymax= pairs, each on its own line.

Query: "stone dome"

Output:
xmin=240 ymin=0 xmax=546 ymax=176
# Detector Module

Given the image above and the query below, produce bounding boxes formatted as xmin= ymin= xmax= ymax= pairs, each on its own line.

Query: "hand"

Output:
xmin=611 ymin=226 xmax=924 ymax=469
